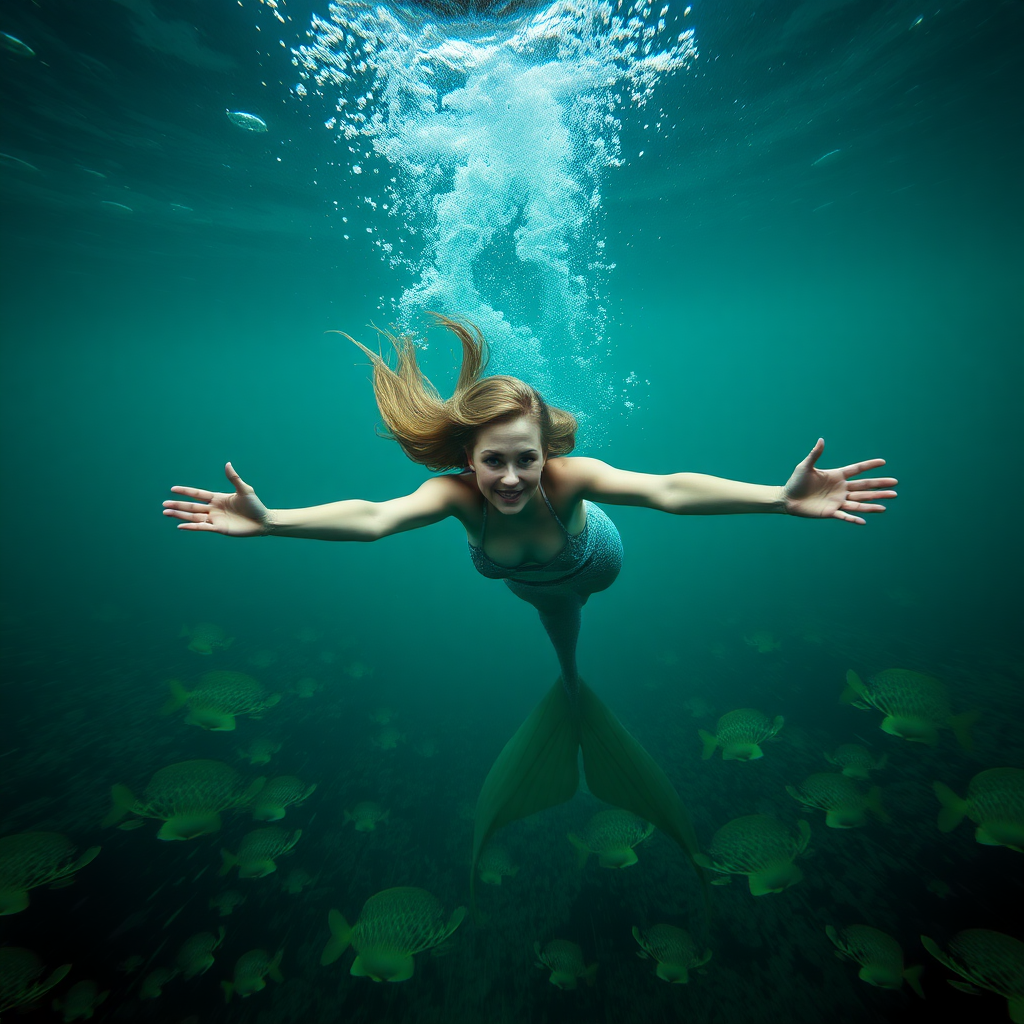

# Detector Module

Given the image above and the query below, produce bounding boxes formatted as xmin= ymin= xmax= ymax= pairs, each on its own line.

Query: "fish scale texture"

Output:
xmin=639 ymin=924 xmax=698 ymax=965
xmin=709 ymin=815 xmax=802 ymax=873
xmin=0 ymin=833 xmax=78 ymax=890
xmin=866 ymin=669 xmax=951 ymax=718
xmin=575 ymin=809 xmax=653 ymax=852
xmin=142 ymin=760 xmax=248 ymax=816
xmin=947 ymin=930 xmax=1024 ymax=997
xmin=357 ymin=888 xmax=452 ymax=954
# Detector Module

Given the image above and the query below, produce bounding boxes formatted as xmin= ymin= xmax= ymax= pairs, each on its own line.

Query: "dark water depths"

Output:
xmin=1 ymin=1 xmax=1022 ymax=1021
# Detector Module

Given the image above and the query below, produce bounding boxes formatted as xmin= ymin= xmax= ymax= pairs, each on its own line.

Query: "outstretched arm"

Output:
xmin=559 ymin=439 xmax=896 ymax=524
xmin=163 ymin=464 xmax=463 ymax=541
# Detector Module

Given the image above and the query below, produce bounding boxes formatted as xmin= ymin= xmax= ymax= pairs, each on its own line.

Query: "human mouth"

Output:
xmin=495 ymin=490 xmax=522 ymax=503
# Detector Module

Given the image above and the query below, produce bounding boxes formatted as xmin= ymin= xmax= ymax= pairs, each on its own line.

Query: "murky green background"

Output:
xmin=1 ymin=1 xmax=1021 ymax=1021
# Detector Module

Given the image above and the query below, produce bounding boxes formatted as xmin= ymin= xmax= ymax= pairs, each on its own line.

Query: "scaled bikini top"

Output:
xmin=468 ymin=482 xmax=591 ymax=583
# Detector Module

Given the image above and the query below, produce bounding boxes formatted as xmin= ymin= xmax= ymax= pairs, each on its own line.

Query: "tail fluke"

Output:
xmin=576 ymin=681 xmax=710 ymax=927
xmin=471 ymin=679 xmax=581 ymax=909
xmin=577 ymin=682 xmax=701 ymax=864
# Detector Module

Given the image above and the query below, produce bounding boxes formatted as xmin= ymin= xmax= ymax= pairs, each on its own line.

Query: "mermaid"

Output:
xmin=162 ymin=314 xmax=897 ymax=902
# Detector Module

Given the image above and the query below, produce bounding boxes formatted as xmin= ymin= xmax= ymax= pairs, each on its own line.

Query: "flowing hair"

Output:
xmin=338 ymin=313 xmax=578 ymax=472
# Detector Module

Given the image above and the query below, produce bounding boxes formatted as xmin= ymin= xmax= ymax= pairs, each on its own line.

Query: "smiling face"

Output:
xmin=467 ymin=416 xmax=546 ymax=515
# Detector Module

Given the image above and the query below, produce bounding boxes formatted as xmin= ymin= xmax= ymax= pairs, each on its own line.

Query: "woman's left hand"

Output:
xmin=783 ymin=438 xmax=897 ymax=524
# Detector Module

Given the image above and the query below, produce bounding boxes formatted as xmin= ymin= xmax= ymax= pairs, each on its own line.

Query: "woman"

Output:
xmin=163 ymin=314 xmax=897 ymax=897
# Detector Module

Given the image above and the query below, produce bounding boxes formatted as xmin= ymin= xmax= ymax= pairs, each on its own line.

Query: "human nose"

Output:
xmin=500 ymin=465 xmax=520 ymax=485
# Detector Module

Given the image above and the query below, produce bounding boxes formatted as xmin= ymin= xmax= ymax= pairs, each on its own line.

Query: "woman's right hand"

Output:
xmin=162 ymin=462 xmax=272 ymax=537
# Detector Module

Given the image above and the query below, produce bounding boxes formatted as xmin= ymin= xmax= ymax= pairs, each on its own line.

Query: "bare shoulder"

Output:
xmin=545 ymin=455 xmax=671 ymax=509
xmin=542 ymin=456 xmax=605 ymax=499
xmin=437 ymin=471 xmax=482 ymax=522
xmin=371 ymin=472 xmax=479 ymax=539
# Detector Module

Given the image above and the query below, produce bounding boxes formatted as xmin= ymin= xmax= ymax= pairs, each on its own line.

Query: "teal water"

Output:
xmin=1 ymin=1 xmax=1022 ymax=1021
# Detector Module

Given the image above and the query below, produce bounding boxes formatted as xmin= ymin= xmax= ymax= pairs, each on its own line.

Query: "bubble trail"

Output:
xmin=293 ymin=0 xmax=697 ymax=420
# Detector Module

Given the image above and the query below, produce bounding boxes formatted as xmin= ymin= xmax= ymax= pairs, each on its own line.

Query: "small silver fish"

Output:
xmin=226 ymin=110 xmax=268 ymax=132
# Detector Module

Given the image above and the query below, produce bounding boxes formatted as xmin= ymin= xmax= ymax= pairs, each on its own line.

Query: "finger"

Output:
xmin=841 ymin=458 xmax=886 ymax=478
xmin=841 ymin=500 xmax=887 ymax=513
xmin=162 ymin=500 xmax=210 ymax=514
xmin=176 ymin=521 xmax=222 ymax=532
xmin=846 ymin=478 xmax=897 ymax=491
xmin=844 ymin=490 xmax=897 ymax=501
xmin=803 ymin=438 xmax=825 ymax=467
xmin=169 ymin=485 xmax=216 ymax=501
xmin=163 ymin=508 xmax=210 ymax=522
xmin=225 ymin=462 xmax=251 ymax=494
xmin=832 ymin=509 xmax=866 ymax=525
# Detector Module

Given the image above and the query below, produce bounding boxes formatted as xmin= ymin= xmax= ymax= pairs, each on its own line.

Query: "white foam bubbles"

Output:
xmin=293 ymin=0 xmax=696 ymax=421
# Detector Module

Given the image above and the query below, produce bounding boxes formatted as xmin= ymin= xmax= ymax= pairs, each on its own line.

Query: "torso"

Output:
xmin=451 ymin=457 xmax=586 ymax=570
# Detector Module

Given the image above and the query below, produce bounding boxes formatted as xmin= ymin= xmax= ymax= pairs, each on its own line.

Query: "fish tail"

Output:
xmin=949 ymin=709 xmax=980 ymax=752
xmin=697 ymin=729 xmax=718 ymax=760
xmin=932 ymin=781 xmax=968 ymax=832
xmin=160 ymin=679 xmax=191 ymax=715
xmin=102 ymin=784 xmax=137 ymax=827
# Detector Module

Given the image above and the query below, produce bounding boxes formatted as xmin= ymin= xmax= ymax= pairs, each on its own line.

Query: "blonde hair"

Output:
xmin=339 ymin=313 xmax=577 ymax=472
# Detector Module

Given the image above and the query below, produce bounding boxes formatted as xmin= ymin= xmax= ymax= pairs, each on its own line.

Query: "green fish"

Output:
xmin=221 ymin=948 xmax=283 ymax=1001
xmin=176 ymin=928 xmax=225 ymax=980
xmin=568 ymin=809 xmax=654 ymax=868
xmin=632 ymin=924 xmax=711 ymax=984
xmin=933 ymin=768 xmax=1024 ymax=852
xmin=824 ymin=743 xmax=887 ymax=780
xmin=252 ymin=777 xmax=317 ymax=822
xmin=826 ymin=924 xmax=924 ymax=997
xmin=786 ymin=773 xmax=890 ymax=829
xmin=179 ymin=621 xmax=234 ymax=655
xmin=922 ymin=929 xmax=1024 ymax=1021
xmin=699 ymin=708 xmax=784 ymax=761
xmin=321 ymin=888 xmax=465 ymax=982
xmin=103 ymin=759 xmax=265 ymax=840
xmin=0 ymin=948 xmax=70 ymax=1015
xmin=52 ymin=979 xmax=109 ymax=1021
xmin=162 ymin=671 xmax=280 ymax=731
xmin=842 ymin=668 xmax=977 ymax=749
xmin=220 ymin=828 xmax=301 ymax=879
xmin=534 ymin=939 xmax=596 ymax=990
xmin=0 ymin=832 xmax=100 ymax=916
xmin=694 ymin=814 xmax=809 ymax=895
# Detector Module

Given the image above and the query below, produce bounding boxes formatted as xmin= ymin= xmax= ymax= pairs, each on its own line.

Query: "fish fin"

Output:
xmin=947 ymin=980 xmax=981 ymax=995
xmin=72 ymin=846 xmax=101 ymax=872
xmin=471 ymin=679 xmax=581 ymax=912
xmin=567 ymin=833 xmax=591 ymax=869
xmin=949 ymin=709 xmax=979 ymax=752
xmin=268 ymin=949 xmax=284 ymax=983
xmin=321 ymin=910 xmax=354 ymax=966
xmin=577 ymin=681 xmax=710 ymax=925
xmin=0 ymin=888 xmax=29 ymax=914
xmin=697 ymin=729 xmax=718 ymax=759
xmin=218 ymin=849 xmax=238 ymax=877
xmin=903 ymin=964 xmax=925 ymax=999
xmin=161 ymin=679 xmax=191 ymax=715
xmin=932 ymin=781 xmax=968 ymax=832
xmin=841 ymin=670 xmax=869 ymax=703
xmin=102 ymin=785 xmax=137 ymax=827
xmin=796 ymin=819 xmax=812 ymax=853
xmin=221 ymin=981 xmax=234 ymax=1003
